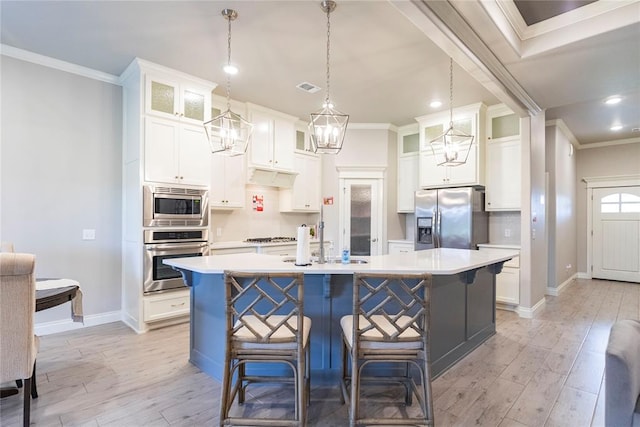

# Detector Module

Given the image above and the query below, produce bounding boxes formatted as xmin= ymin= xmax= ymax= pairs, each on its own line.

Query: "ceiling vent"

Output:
xmin=296 ymin=82 xmax=321 ymax=94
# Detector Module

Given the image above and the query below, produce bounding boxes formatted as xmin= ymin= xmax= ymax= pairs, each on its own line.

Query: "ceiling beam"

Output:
xmin=390 ymin=0 xmax=541 ymax=117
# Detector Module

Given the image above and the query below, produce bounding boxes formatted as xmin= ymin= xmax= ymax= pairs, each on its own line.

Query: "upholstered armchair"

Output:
xmin=606 ymin=319 xmax=640 ymax=427
xmin=0 ymin=253 xmax=39 ymax=426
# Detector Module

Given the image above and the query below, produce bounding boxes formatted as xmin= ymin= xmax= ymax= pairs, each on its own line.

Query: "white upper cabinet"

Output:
xmin=279 ymin=152 xmax=321 ymax=212
xmin=397 ymin=124 xmax=420 ymax=213
xmin=145 ymin=74 xmax=211 ymax=126
xmin=416 ymin=103 xmax=486 ymax=189
xmin=210 ymin=153 xmax=246 ymax=209
xmin=247 ymin=103 xmax=296 ymax=172
xmin=294 ymin=120 xmax=317 ymax=155
xmin=144 ymin=116 xmax=210 ymax=186
xmin=485 ymin=104 xmax=521 ymax=211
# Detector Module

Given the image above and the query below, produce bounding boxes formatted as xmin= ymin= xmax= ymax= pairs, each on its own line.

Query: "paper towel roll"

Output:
xmin=296 ymin=226 xmax=311 ymax=266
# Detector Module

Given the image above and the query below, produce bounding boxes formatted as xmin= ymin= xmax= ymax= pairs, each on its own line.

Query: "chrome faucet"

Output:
xmin=317 ymin=204 xmax=325 ymax=264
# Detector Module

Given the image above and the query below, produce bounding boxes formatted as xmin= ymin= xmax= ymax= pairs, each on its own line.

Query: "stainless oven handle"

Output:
xmin=145 ymin=242 xmax=208 ymax=251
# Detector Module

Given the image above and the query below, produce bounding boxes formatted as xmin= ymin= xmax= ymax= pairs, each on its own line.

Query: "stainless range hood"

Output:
xmin=247 ymin=167 xmax=298 ymax=188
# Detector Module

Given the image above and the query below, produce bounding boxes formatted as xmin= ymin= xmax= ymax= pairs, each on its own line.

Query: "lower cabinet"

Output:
xmin=143 ymin=289 xmax=190 ymax=322
xmin=388 ymin=240 xmax=414 ymax=254
xmin=478 ymin=246 xmax=520 ymax=306
xmin=210 ymin=246 xmax=257 ymax=255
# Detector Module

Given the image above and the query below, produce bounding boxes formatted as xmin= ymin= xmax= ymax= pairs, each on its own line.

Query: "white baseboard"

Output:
xmin=516 ymin=297 xmax=546 ymax=319
xmin=35 ymin=311 xmax=121 ymax=336
xmin=577 ymin=272 xmax=590 ymax=279
xmin=546 ymin=273 xmax=577 ymax=296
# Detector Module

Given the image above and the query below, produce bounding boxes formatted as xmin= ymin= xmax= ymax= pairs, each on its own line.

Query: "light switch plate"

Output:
xmin=82 ymin=229 xmax=96 ymax=240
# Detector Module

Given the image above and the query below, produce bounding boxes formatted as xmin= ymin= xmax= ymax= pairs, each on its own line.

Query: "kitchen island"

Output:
xmin=165 ymin=248 xmax=517 ymax=382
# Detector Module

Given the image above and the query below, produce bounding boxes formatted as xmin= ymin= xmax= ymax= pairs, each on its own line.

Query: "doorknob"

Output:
xmin=371 ymin=238 xmax=378 ymax=242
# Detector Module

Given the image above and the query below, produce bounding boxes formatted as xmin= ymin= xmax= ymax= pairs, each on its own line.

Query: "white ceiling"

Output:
xmin=1 ymin=1 xmax=638 ymax=147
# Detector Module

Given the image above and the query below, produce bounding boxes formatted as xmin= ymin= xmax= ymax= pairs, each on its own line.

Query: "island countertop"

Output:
xmin=164 ymin=247 xmax=518 ymax=275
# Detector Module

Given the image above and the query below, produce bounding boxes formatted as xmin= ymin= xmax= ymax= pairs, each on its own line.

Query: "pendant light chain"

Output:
xmin=449 ymin=57 xmax=454 ymax=128
xmin=225 ymin=14 xmax=232 ymax=111
xmin=325 ymin=6 xmax=331 ymax=106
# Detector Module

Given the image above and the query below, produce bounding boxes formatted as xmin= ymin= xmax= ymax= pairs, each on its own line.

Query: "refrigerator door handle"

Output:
xmin=437 ymin=208 xmax=443 ymax=248
xmin=433 ymin=209 xmax=439 ymax=248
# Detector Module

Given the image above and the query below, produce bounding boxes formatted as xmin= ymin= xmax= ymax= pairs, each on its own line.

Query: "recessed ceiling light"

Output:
xmin=610 ymin=124 xmax=623 ymax=131
xmin=223 ymin=64 xmax=238 ymax=75
xmin=430 ymin=100 xmax=442 ymax=108
xmin=605 ymin=96 xmax=622 ymax=105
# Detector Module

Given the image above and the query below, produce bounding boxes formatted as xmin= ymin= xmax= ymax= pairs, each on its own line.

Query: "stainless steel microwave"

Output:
xmin=143 ymin=185 xmax=208 ymax=227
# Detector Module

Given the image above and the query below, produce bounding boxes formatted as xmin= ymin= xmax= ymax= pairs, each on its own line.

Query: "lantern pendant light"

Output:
xmin=430 ymin=58 xmax=474 ymax=166
xmin=309 ymin=0 xmax=349 ymax=154
xmin=204 ymin=8 xmax=253 ymax=156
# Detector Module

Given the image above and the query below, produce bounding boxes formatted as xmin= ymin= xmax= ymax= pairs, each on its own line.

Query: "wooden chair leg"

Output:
xmin=16 ymin=379 xmax=23 ymax=388
xmin=30 ymin=361 xmax=38 ymax=399
xmin=23 ymin=377 xmax=31 ymax=427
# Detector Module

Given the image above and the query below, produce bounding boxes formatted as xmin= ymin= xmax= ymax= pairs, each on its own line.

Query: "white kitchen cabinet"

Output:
xmin=120 ymin=58 xmax=216 ymax=333
xmin=144 ymin=116 xmax=210 ymax=186
xmin=485 ymin=105 xmax=521 ymax=211
xmin=397 ymin=124 xmax=420 ymax=213
xmin=247 ymin=103 xmax=296 ymax=172
xmin=143 ymin=289 xmax=190 ymax=323
xmin=417 ymin=103 xmax=486 ymax=188
xmin=478 ymin=245 xmax=520 ymax=306
xmin=295 ymin=120 xmax=316 ymax=154
xmin=210 ymin=153 xmax=246 ymax=209
xmin=145 ymin=73 xmax=211 ymax=126
xmin=388 ymin=240 xmax=415 ymax=254
xmin=279 ymin=153 xmax=321 ymax=212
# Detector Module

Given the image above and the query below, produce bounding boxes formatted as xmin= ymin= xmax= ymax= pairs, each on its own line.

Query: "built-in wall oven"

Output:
xmin=143 ymin=228 xmax=209 ymax=294
xmin=143 ymin=185 xmax=208 ymax=227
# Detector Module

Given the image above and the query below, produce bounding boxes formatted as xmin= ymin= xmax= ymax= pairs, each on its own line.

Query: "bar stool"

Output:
xmin=339 ymin=272 xmax=434 ymax=427
xmin=220 ymin=271 xmax=310 ymax=427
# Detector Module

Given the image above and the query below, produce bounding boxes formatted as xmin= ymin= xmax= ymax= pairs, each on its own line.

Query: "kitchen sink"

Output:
xmin=281 ymin=257 xmax=368 ymax=264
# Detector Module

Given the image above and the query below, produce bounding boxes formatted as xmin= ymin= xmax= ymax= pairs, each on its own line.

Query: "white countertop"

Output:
xmin=477 ymin=243 xmax=521 ymax=250
xmin=210 ymin=240 xmax=325 ymax=250
xmin=165 ymin=248 xmax=518 ymax=276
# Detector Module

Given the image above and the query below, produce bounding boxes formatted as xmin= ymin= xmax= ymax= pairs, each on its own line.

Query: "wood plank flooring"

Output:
xmin=1 ymin=278 xmax=638 ymax=426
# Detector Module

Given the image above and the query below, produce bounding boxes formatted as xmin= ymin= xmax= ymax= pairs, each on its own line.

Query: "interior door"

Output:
xmin=592 ymin=186 xmax=640 ymax=282
xmin=341 ymin=179 xmax=382 ymax=256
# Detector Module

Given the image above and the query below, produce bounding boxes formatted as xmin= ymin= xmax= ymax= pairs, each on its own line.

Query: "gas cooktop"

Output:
xmin=244 ymin=237 xmax=297 ymax=244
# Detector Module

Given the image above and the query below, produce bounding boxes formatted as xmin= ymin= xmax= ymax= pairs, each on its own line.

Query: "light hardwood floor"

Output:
xmin=1 ymin=278 xmax=638 ymax=426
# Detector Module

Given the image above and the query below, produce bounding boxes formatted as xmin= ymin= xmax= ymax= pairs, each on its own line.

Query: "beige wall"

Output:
xmin=1 ymin=56 xmax=123 ymax=323
xmin=545 ymin=125 xmax=577 ymax=289
xmin=520 ymin=112 xmax=548 ymax=311
xmin=575 ymin=142 xmax=640 ymax=273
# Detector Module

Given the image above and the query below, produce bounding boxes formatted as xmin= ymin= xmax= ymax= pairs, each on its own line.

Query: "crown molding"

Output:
xmin=1 ymin=44 xmax=120 ymax=85
xmin=348 ymin=123 xmax=397 ymax=131
xmin=576 ymin=136 xmax=640 ymax=150
xmin=545 ymin=119 xmax=579 ymax=148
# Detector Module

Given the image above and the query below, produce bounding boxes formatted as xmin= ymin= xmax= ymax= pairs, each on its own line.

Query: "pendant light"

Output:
xmin=430 ymin=58 xmax=474 ymax=166
xmin=309 ymin=0 xmax=349 ymax=154
xmin=204 ymin=8 xmax=253 ymax=156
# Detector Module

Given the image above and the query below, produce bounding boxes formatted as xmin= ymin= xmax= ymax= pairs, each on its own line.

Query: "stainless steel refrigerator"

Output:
xmin=414 ymin=186 xmax=488 ymax=250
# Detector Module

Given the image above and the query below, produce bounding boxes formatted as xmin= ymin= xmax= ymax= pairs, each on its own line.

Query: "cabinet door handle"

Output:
xmin=171 ymin=302 xmax=185 ymax=308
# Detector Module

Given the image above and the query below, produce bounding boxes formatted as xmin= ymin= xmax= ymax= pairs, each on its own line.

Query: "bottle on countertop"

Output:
xmin=341 ymin=245 xmax=350 ymax=264
xmin=328 ymin=242 xmax=334 ymax=264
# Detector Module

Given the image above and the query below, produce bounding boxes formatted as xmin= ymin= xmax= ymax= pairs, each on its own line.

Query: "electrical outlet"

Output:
xmin=82 ymin=229 xmax=96 ymax=240
xmin=566 ymin=264 xmax=572 ymax=270
xmin=504 ymin=228 xmax=511 ymax=238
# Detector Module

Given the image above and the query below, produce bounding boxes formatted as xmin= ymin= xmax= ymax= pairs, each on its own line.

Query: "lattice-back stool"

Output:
xmin=339 ymin=272 xmax=434 ymax=426
xmin=220 ymin=271 xmax=310 ymax=426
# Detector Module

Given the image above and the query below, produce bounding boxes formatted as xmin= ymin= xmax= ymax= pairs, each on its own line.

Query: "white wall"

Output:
xmin=1 ymin=56 xmax=123 ymax=324
xmin=576 ymin=142 xmax=640 ymax=274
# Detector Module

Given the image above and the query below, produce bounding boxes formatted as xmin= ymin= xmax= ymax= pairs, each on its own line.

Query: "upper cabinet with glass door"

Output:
xmin=294 ymin=120 xmax=317 ymax=156
xmin=485 ymin=104 xmax=521 ymax=211
xmin=397 ymin=124 xmax=420 ymax=212
xmin=145 ymin=73 xmax=212 ymax=126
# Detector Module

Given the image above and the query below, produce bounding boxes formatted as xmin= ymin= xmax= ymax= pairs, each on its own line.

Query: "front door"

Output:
xmin=592 ymin=186 xmax=640 ymax=282
xmin=339 ymin=178 xmax=383 ymax=256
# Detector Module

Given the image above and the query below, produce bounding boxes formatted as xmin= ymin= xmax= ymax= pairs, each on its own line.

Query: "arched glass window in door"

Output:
xmin=600 ymin=193 xmax=640 ymax=213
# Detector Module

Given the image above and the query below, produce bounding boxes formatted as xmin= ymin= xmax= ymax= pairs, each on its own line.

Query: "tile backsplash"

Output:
xmin=210 ymin=184 xmax=316 ymax=242
xmin=488 ymin=211 xmax=521 ymax=245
